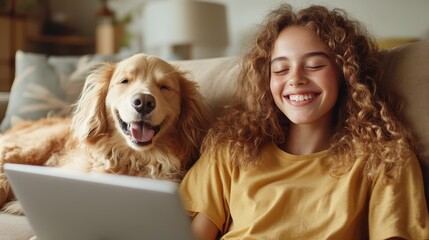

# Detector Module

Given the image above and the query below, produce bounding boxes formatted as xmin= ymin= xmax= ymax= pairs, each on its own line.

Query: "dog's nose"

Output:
xmin=131 ymin=93 xmax=156 ymax=115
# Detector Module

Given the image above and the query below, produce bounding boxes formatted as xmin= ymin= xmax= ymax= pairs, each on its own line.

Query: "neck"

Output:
xmin=281 ymin=117 xmax=333 ymax=156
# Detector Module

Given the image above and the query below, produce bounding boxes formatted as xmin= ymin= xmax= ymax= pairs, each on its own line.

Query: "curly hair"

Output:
xmin=201 ymin=4 xmax=416 ymax=180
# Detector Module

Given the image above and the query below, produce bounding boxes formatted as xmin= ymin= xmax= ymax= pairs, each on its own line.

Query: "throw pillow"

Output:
xmin=0 ymin=50 xmax=133 ymax=132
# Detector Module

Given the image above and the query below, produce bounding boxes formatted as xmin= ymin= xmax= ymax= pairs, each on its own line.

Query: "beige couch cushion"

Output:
xmin=381 ymin=40 xmax=429 ymax=199
xmin=0 ymin=213 xmax=34 ymax=239
xmin=173 ymin=56 xmax=240 ymax=117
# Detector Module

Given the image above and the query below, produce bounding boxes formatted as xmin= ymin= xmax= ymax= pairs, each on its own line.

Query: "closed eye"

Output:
xmin=272 ymin=68 xmax=290 ymax=74
xmin=160 ymin=85 xmax=170 ymax=91
xmin=120 ymin=79 xmax=129 ymax=84
xmin=306 ymin=65 xmax=325 ymax=70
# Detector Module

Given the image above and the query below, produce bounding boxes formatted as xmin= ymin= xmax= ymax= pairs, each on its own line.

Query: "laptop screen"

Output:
xmin=5 ymin=163 xmax=195 ymax=240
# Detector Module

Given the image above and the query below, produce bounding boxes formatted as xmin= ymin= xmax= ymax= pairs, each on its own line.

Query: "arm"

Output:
xmin=192 ymin=213 xmax=219 ymax=240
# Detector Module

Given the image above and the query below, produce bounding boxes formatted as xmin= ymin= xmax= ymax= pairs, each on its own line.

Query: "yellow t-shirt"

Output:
xmin=180 ymin=142 xmax=429 ymax=239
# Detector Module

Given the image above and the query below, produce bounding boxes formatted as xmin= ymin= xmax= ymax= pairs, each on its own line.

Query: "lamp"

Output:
xmin=143 ymin=0 xmax=228 ymax=60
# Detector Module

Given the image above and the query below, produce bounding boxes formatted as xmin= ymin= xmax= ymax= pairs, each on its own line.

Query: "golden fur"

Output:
xmin=0 ymin=53 xmax=212 ymax=214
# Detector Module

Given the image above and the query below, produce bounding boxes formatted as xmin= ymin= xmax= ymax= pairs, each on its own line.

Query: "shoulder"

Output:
xmin=371 ymin=152 xmax=424 ymax=189
xmin=400 ymin=153 xmax=425 ymax=182
xmin=389 ymin=152 xmax=421 ymax=182
xmin=192 ymin=145 xmax=235 ymax=172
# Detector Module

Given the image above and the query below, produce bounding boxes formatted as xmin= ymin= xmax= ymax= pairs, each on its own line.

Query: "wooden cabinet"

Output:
xmin=0 ymin=16 xmax=26 ymax=92
xmin=0 ymin=15 xmax=95 ymax=92
xmin=26 ymin=34 xmax=94 ymax=56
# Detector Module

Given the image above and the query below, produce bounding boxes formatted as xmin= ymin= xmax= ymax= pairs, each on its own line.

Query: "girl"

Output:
xmin=180 ymin=4 xmax=428 ymax=239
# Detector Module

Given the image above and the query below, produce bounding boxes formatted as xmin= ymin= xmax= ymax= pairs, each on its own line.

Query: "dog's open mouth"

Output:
xmin=117 ymin=112 xmax=161 ymax=146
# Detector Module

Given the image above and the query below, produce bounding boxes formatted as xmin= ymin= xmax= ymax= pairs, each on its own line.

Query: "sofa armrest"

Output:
xmin=0 ymin=92 xmax=10 ymax=122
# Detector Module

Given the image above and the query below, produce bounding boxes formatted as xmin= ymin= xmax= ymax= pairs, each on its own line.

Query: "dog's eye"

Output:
xmin=160 ymin=85 xmax=170 ymax=91
xmin=120 ymin=79 xmax=129 ymax=84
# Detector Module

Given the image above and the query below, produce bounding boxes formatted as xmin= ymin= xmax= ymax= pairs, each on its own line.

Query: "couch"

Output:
xmin=0 ymin=40 xmax=428 ymax=239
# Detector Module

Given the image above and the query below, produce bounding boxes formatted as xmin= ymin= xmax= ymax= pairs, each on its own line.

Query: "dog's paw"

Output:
xmin=1 ymin=200 xmax=25 ymax=215
xmin=29 ymin=236 xmax=39 ymax=240
xmin=0 ymin=144 xmax=23 ymax=166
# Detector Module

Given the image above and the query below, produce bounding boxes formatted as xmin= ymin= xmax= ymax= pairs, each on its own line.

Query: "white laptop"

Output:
xmin=4 ymin=163 xmax=195 ymax=240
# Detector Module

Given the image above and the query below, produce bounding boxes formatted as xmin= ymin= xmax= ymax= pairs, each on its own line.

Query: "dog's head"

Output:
xmin=72 ymin=54 xmax=212 ymax=173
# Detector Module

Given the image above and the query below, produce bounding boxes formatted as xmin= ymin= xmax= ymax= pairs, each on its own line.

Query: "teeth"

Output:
xmin=289 ymin=94 xmax=315 ymax=102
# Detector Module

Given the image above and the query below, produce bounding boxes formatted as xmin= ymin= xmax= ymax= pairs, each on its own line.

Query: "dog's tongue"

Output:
xmin=130 ymin=122 xmax=155 ymax=142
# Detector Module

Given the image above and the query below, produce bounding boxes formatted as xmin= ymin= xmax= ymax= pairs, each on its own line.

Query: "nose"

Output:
xmin=131 ymin=93 xmax=156 ymax=115
xmin=288 ymin=67 xmax=306 ymax=86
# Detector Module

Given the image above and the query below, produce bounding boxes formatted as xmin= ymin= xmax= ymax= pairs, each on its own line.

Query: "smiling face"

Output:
xmin=270 ymin=26 xmax=339 ymax=128
xmin=106 ymin=54 xmax=182 ymax=150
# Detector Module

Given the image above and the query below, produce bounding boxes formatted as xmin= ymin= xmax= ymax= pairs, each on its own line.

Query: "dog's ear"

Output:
xmin=72 ymin=63 xmax=115 ymax=144
xmin=177 ymin=74 xmax=213 ymax=168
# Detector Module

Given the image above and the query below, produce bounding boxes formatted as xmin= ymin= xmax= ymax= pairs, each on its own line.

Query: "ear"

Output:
xmin=71 ymin=63 xmax=115 ymax=144
xmin=177 ymin=74 xmax=213 ymax=168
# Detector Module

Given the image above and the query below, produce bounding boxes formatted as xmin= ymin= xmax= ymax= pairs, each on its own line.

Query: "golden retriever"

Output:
xmin=0 ymin=53 xmax=212 ymax=214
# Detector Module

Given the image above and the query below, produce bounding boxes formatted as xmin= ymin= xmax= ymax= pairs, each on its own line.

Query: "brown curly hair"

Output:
xmin=201 ymin=4 xmax=416 ymax=180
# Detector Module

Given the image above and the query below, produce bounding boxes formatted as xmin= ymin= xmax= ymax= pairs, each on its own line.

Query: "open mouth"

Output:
xmin=287 ymin=93 xmax=320 ymax=102
xmin=117 ymin=112 xmax=161 ymax=146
